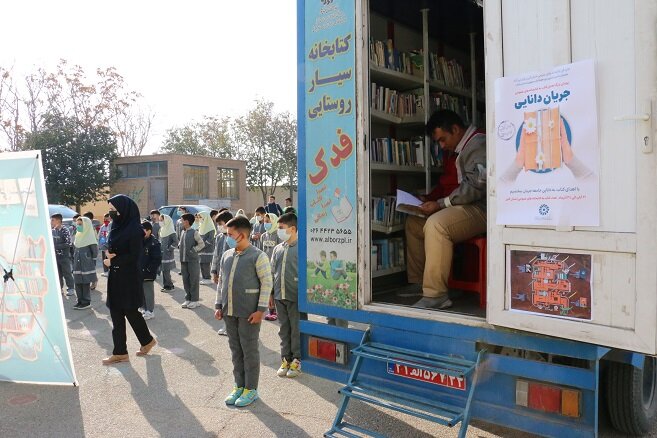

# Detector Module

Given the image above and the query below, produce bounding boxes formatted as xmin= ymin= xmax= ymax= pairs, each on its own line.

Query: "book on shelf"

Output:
xmin=371 ymin=83 xmax=424 ymax=118
xmin=372 ymin=237 xmax=405 ymax=271
xmin=430 ymin=92 xmax=472 ymax=125
xmin=371 ymin=195 xmax=404 ymax=228
xmin=371 ymin=137 xmax=426 ymax=167
xmin=429 ymin=54 xmax=467 ymax=90
xmin=369 ymin=38 xmax=423 ymax=77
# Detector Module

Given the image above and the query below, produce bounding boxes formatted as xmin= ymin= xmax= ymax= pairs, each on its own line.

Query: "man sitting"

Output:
xmin=405 ymin=110 xmax=487 ymax=309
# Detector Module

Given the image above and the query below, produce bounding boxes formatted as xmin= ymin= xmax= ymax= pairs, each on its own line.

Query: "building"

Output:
xmin=112 ymin=154 xmax=247 ymax=214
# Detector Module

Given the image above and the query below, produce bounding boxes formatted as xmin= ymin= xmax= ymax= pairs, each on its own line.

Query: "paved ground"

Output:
xmin=0 ymin=264 xmax=646 ymax=437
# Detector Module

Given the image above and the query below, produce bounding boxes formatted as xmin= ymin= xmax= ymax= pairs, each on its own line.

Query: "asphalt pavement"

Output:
xmin=0 ymin=262 xmax=643 ymax=437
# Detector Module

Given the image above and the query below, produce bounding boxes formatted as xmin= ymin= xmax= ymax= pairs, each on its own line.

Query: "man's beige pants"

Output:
xmin=405 ymin=205 xmax=486 ymax=299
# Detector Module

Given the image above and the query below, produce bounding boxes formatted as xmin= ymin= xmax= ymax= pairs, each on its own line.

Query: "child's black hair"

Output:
xmin=142 ymin=221 xmax=153 ymax=231
xmin=210 ymin=209 xmax=219 ymax=218
xmin=278 ymin=212 xmax=297 ymax=228
xmin=51 ymin=213 xmax=63 ymax=221
xmin=83 ymin=211 xmax=94 ymax=220
xmin=255 ymin=206 xmax=266 ymax=214
xmin=216 ymin=211 xmax=233 ymax=224
xmin=181 ymin=213 xmax=195 ymax=225
xmin=150 ymin=209 xmax=160 ymax=216
xmin=226 ymin=216 xmax=252 ymax=234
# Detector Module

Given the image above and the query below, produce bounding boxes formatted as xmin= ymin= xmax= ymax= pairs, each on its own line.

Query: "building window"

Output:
xmin=184 ymin=165 xmax=209 ymax=200
xmin=217 ymin=168 xmax=239 ymax=200
xmin=116 ymin=161 xmax=168 ymax=179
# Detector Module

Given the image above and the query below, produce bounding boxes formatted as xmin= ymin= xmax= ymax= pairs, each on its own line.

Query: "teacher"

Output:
xmin=102 ymin=194 xmax=156 ymax=365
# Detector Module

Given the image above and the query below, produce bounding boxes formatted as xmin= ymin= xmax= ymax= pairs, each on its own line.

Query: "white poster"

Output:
xmin=495 ymin=60 xmax=599 ymax=226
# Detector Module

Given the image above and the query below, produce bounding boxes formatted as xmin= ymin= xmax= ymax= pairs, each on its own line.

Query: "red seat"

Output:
xmin=448 ymin=236 xmax=487 ymax=308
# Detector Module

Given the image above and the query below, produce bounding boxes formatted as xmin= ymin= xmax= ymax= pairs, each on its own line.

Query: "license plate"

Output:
xmin=387 ymin=362 xmax=466 ymax=391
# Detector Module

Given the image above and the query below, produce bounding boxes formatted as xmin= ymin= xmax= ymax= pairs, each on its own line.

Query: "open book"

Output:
xmin=395 ymin=189 xmax=427 ymax=218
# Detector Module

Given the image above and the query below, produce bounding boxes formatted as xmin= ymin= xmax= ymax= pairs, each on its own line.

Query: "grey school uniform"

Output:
xmin=198 ymin=230 xmax=216 ymax=279
xmin=215 ymin=245 xmax=272 ymax=390
xmin=261 ymin=231 xmax=280 ymax=260
xmin=179 ymin=228 xmax=205 ymax=302
xmin=160 ymin=232 xmax=178 ymax=289
xmin=210 ymin=233 xmax=228 ymax=275
xmin=271 ymin=240 xmax=305 ymax=362
xmin=250 ymin=222 xmax=266 ymax=251
xmin=52 ymin=225 xmax=74 ymax=291
xmin=73 ymin=244 xmax=98 ymax=306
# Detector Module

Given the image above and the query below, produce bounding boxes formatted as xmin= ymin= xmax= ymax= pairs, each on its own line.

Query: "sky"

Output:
xmin=0 ymin=0 xmax=298 ymax=154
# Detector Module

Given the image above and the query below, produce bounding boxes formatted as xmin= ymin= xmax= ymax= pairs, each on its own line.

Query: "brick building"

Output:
xmin=112 ymin=154 xmax=247 ymax=214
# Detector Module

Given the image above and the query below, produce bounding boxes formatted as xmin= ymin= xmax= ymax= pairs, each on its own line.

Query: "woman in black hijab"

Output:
xmin=102 ymin=194 xmax=156 ymax=365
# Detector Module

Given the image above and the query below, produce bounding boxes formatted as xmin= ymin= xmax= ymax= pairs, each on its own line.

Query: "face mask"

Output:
xmin=225 ymin=236 xmax=237 ymax=249
xmin=249 ymin=217 xmax=256 ymax=225
xmin=109 ymin=210 xmax=119 ymax=220
xmin=264 ymin=223 xmax=272 ymax=231
xmin=76 ymin=225 xmax=84 ymax=232
xmin=103 ymin=220 xmax=110 ymax=225
xmin=277 ymin=228 xmax=291 ymax=242
xmin=218 ymin=225 xmax=227 ymax=234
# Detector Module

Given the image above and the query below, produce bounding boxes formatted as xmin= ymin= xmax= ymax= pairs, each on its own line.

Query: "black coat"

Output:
xmin=141 ymin=235 xmax=162 ymax=281
xmin=106 ymin=194 xmax=146 ymax=310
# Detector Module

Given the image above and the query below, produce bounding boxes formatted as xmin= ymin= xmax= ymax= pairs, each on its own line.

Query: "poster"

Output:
xmin=495 ymin=60 xmax=600 ymax=226
xmin=509 ymin=250 xmax=592 ymax=321
xmin=304 ymin=0 xmax=357 ymax=310
xmin=0 ymin=151 xmax=77 ymax=385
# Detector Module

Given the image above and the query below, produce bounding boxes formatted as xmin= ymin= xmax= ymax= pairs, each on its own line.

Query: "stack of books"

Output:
xmin=370 ymin=38 xmax=423 ymax=77
xmin=371 ymin=196 xmax=404 ymax=228
xmin=371 ymin=238 xmax=405 ymax=272
xmin=430 ymin=92 xmax=471 ymax=124
xmin=429 ymin=54 xmax=467 ymax=89
xmin=371 ymin=83 xmax=424 ymax=118
xmin=371 ymin=137 xmax=425 ymax=167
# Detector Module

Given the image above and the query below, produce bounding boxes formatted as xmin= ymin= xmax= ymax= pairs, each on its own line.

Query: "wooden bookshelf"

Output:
xmin=370 ymin=163 xmax=442 ymax=174
xmin=371 ymin=109 xmax=425 ymax=126
xmin=371 ymin=223 xmax=405 ymax=234
xmin=370 ymin=65 xmax=423 ymax=90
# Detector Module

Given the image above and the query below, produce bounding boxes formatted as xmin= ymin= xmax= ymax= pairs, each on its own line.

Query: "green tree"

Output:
xmin=160 ymin=115 xmax=234 ymax=158
xmin=22 ymin=113 xmax=119 ymax=210
xmin=270 ymin=110 xmax=297 ymax=200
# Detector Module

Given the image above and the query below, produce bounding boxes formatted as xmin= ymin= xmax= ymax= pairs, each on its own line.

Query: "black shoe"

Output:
xmin=73 ymin=303 xmax=91 ymax=310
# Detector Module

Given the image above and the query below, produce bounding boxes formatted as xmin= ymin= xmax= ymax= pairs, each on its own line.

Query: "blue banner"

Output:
xmin=0 ymin=151 xmax=77 ymax=385
xmin=304 ymin=0 xmax=358 ymax=310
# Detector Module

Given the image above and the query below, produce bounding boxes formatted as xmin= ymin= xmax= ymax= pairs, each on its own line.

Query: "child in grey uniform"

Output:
xmin=51 ymin=213 xmax=75 ymax=296
xmin=197 ymin=211 xmax=216 ymax=284
xmin=159 ymin=214 xmax=178 ymax=291
xmin=179 ymin=213 xmax=205 ymax=309
xmin=249 ymin=207 xmax=267 ymax=251
xmin=141 ymin=221 xmax=162 ymax=320
xmin=215 ymin=216 xmax=272 ymax=407
xmin=270 ymin=213 xmax=304 ymax=377
xmin=72 ymin=216 xmax=98 ymax=309
xmin=211 ymin=211 xmax=233 ymax=335
xmin=262 ymin=213 xmax=281 ymax=321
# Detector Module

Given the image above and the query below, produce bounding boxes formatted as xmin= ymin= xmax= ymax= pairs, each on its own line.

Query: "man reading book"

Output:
xmin=405 ymin=110 xmax=487 ymax=309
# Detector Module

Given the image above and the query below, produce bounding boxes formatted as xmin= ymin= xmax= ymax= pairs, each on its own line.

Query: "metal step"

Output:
xmin=352 ymin=342 xmax=477 ymax=378
xmin=341 ymin=381 xmax=464 ymax=427
xmin=325 ymin=421 xmax=386 ymax=438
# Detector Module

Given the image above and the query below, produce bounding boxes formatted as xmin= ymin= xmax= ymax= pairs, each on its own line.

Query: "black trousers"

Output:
xmin=109 ymin=307 xmax=153 ymax=355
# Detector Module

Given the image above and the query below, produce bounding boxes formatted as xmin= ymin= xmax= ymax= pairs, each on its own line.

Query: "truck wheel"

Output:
xmin=606 ymin=356 xmax=657 ymax=435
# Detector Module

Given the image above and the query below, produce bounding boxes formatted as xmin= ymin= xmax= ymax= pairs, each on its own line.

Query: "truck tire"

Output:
xmin=606 ymin=356 xmax=657 ymax=436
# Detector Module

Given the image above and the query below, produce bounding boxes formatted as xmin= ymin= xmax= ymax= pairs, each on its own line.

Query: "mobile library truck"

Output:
xmin=297 ymin=0 xmax=657 ymax=436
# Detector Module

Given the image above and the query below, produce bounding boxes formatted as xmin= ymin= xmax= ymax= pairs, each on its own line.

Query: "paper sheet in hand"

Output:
xmin=395 ymin=190 xmax=427 ymax=218
xmin=396 ymin=190 xmax=422 ymax=207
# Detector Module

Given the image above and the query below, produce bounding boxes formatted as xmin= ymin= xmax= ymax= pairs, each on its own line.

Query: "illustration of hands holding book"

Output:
xmin=499 ymin=108 xmax=594 ymax=183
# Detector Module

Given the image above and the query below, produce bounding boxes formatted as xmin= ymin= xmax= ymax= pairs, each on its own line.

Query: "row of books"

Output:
xmin=430 ymin=92 xmax=472 ymax=124
xmin=429 ymin=54 xmax=467 ymax=89
xmin=371 ymin=83 xmax=423 ymax=118
xmin=372 ymin=237 xmax=405 ymax=272
xmin=369 ymin=39 xmax=423 ymax=77
xmin=371 ymin=137 xmax=425 ymax=167
xmin=371 ymin=196 xmax=404 ymax=228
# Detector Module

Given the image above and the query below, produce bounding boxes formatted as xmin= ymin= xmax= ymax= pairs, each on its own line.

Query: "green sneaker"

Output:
xmin=224 ymin=386 xmax=244 ymax=405
xmin=234 ymin=388 xmax=259 ymax=407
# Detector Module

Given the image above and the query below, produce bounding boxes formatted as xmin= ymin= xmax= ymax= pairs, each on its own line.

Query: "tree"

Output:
xmin=270 ymin=111 xmax=298 ymax=200
xmin=22 ymin=113 xmax=119 ymax=210
xmin=232 ymin=99 xmax=289 ymax=205
xmin=160 ymin=115 xmax=234 ymax=158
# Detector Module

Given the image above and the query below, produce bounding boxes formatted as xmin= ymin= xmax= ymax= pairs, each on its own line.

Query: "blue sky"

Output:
xmin=0 ymin=0 xmax=298 ymax=153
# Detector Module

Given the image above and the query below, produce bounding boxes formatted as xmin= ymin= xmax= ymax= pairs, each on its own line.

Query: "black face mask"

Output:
xmin=108 ymin=210 xmax=119 ymax=221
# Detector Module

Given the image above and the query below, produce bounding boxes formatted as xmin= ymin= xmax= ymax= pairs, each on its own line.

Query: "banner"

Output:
xmin=304 ymin=0 xmax=357 ymax=310
xmin=0 ymin=151 xmax=77 ymax=385
xmin=495 ymin=60 xmax=599 ymax=226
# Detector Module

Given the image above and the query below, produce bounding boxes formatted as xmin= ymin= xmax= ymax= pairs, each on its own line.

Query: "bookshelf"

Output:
xmin=367 ymin=7 xmax=483 ymax=282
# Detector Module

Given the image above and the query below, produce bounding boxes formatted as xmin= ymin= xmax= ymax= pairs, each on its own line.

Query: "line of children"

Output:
xmin=159 ymin=214 xmax=178 ymax=291
xmin=197 ymin=211 xmax=216 ymax=284
xmin=179 ymin=213 xmax=205 ymax=309
xmin=141 ymin=221 xmax=162 ymax=320
xmin=270 ymin=213 xmax=304 ymax=377
xmin=98 ymin=213 xmax=111 ymax=278
xmin=50 ymin=213 xmax=75 ymax=296
xmin=211 ymin=210 xmax=233 ymax=335
xmin=72 ymin=216 xmax=98 ymax=310
xmin=214 ymin=216 xmax=272 ymax=407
